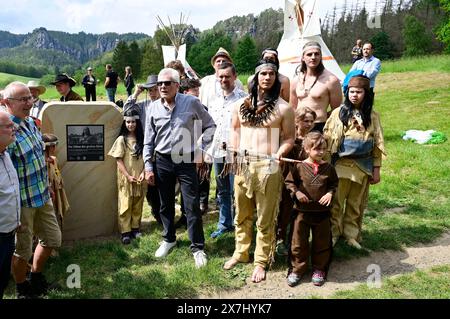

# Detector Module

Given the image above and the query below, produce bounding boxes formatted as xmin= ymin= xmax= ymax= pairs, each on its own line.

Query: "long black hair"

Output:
xmin=339 ymin=75 xmax=374 ymax=129
xmin=118 ymin=109 xmax=144 ymax=157
xmin=248 ymin=59 xmax=282 ymax=107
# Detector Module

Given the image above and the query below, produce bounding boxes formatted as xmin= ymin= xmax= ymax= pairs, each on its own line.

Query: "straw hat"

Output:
xmin=26 ymin=80 xmax=46 ymax=95
xmin=210 ymin=47 xmax=233 ymax=66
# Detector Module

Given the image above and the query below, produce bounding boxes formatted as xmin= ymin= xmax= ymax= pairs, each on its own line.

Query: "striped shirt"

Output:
xmin=7 ymin=116 xmax=49 ymax=208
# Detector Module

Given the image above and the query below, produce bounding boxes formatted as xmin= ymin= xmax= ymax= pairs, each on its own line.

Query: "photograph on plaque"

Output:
xmin=67 ymin=125 xmax=104 ymax=161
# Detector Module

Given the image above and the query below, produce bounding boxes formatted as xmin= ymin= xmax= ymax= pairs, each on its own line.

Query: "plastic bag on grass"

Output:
xmin=402 ymin=130 xmax=447 ymax=144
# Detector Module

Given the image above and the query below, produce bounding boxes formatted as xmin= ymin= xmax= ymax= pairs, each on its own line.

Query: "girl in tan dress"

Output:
xmin=108 ymin=109 xmax=146 ymax=244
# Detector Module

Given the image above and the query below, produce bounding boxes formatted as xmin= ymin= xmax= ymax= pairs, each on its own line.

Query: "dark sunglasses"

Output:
xmin=157 ymin=81 xmax=174 ymax=87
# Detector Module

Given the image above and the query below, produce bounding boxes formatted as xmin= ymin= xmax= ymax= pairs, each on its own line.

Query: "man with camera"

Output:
xmin=123 ymin=75 xmax=159 ymax=130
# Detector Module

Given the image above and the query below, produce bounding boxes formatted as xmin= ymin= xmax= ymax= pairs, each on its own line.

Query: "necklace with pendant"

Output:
xmin=301 ymin=73 xmax=319 ymax=97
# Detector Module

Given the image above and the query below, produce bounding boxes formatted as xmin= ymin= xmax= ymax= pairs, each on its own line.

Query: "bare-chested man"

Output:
xmin=223 ymin=59 xmax=295 ymax=283
xmin=248 ymin=48 xmax=290 ymax=102
xmin=290 ymin=41 xmax=342 ymax=133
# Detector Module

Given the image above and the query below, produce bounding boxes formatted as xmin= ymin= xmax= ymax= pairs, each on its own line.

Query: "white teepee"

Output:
xmin=277 ymin=0 xmax=345 ymax=81
xmin=157 ymin=14 xmax=198 ymax=79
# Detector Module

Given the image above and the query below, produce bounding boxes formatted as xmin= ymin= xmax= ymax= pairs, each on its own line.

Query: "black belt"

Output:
xmin=156 ymin=152 xmax=195 ymax=161
xmin=0 ymin=229 xmax=16 ymax=237
xmin=155 ymin=152 xmax=172 ymax=158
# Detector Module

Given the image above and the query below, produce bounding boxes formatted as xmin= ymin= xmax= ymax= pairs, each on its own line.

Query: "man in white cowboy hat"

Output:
xmin=27 ymin=81 xmax=47 ymax=119
xmin=50 ymin=73 xmax=83 ymax=102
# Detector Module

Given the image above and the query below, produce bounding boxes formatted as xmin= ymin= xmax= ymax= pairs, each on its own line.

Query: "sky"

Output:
xmin=0 ymin=0 xmax=374 ymax=35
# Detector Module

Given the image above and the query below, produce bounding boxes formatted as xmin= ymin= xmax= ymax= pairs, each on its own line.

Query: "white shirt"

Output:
xmin=29 ymin=99 xmax=46 ymax=118
xmin=0 ymin=150 xmax=21 ymax=233
xmin=199 ymin=74 xmax=244 ymax=109
xmin=206 ymin=86 xmax=247 ymax=158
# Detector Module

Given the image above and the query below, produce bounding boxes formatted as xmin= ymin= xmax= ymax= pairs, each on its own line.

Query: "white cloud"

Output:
xmin=1 ymin=0 xmax=367 ymax=35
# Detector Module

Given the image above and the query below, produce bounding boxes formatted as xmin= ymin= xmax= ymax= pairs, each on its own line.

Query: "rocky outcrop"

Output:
xmin=2 ymin=27 xmax=149 ymax=64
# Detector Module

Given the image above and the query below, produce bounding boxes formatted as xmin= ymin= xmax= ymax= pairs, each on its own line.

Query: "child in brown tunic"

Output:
xmin=284 ymin=132 xmax=338 ymax=287
xmin=276 ymin=107 xmax=316 ymax=256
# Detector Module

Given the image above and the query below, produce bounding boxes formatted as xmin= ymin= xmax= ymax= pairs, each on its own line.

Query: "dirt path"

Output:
xmin=201 ymin=231 xmax=450 ymax=299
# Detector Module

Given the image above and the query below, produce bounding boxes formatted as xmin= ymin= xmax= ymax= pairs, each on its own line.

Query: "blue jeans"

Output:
xmin=214 ymin=160 xmax=234 ymax=231
xmin=0 ymin=231 xmax=15 ymax=299
xmin=155 ymin=153 xmax=205 ymax=252
xmin=106 ymin=88 xmax=116 ymax=102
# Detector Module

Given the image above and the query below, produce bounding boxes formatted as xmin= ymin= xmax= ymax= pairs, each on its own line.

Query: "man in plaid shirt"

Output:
xmin=3 ymin=81 xmax=61 ymax=299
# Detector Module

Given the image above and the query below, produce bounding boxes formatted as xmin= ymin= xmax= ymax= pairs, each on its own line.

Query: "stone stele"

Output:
xmin=41 ymin=101 xmax=123 ymax=240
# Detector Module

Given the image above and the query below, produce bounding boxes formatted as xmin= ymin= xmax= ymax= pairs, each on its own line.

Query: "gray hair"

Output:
xmin=3 ymin=81 xmax=28 ymax=99
xmin=158 ymin=68 xmax=180 ymax=84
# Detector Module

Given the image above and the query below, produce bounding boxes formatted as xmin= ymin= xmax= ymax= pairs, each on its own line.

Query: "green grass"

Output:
xmin=3 ymin=55 xmax=450 ymax=299
xmin=0 ymin=72 xmax=38 ymax=88
xmin=0 ymin=71 xmax=133 ymax=102
xmin=332 ymin=265 xmax=450 ymax=299
xmin=340 ymin=54 xmax=450 ymax=74
xmin=39 ymin=84 xmax=130 ymax=101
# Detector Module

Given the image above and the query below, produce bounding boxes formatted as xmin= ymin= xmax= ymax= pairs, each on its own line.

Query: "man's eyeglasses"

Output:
xmin=7 ymin=96 xmax=34 ymax=103
xmin=157 ymin=81 xmax=174 ymax=87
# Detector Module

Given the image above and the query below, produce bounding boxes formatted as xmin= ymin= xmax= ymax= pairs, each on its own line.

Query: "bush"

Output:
xmin=40 ymin=74 xmax=56 ymax=86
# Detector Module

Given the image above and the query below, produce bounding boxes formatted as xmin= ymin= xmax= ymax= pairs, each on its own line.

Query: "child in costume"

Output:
xmin=108 ymin=109 xmax=146 ymax=244
xmin=285 ymin=132 xmax=338 ymax=287
xmin=276 ymin=107 xmax=317 ymax=256
xmin=42 ymin=133 xmax=70 ymax=231
xmin=323 ymin=75 xmax=385 ymax=249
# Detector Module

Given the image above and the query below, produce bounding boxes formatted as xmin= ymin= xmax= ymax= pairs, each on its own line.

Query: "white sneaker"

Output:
xmin=193 ymin=250 xmax=207 ymax=268
xmin=155 ymin=241 xmax=176 ymax=258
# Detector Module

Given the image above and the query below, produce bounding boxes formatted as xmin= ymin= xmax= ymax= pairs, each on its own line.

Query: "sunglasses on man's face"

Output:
xmin=157 ymin=81 xmax=174 ymax=87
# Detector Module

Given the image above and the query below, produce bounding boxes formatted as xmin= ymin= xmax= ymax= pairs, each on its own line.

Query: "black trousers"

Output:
xmin=199 ymin=163 xmax=212 ymax=207
xmin=155 ymin=153 xmax=205 ymax=252
xmin=146 ymin=185 xmax=161 ymax=222
xmin=0 ymin=231 xmax=15 ymax=299
xmin=85 ymin=86 xmax=96 ymax=101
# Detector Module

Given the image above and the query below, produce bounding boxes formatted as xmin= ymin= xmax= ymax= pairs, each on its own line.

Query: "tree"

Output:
xmin=141 ymin=39 xmax=159 ymax=77
xmin=370 ymin=31 xmax=395 ymax=60
xmin=128 ymin=41 xmax=142 ymax=78
xmin=112 ymin=40 xmax=131 ymax=77
xmin=234 ymin=35 xmax=258 ymax=74
xmin=403 ymin=15 xmax=433 ymax=56
xmin=436 ymin=0 xmax=450 ymax=52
